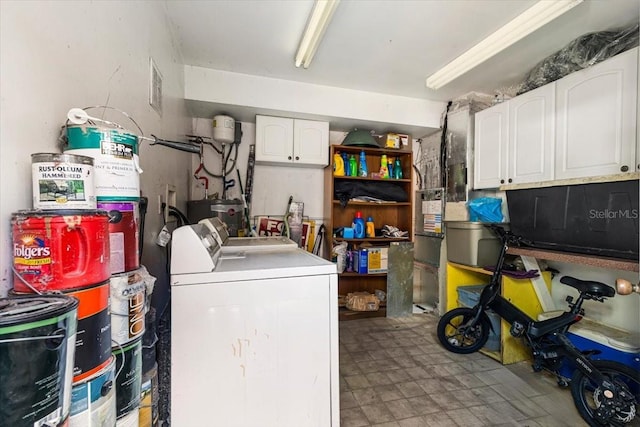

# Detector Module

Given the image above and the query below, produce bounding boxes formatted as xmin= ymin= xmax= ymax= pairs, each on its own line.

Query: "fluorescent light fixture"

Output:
xmin=295 ymin=0 xmax=340 ymax=68
xmin=426 ymin=0 xmax=584 ymax=90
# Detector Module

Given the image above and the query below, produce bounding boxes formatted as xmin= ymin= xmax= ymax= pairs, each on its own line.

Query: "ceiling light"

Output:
xmin=425 ymin=0 xmax=584 ymax=90
xmin=295 ymin=0 xmax=340 ymax=69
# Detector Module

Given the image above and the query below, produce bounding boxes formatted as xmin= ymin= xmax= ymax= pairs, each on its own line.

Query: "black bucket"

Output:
xmin=0 ymin=295 xmax=79 ymax=427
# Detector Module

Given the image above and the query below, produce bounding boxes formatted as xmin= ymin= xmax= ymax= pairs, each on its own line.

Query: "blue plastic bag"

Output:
xmin=467 ymin=197 xmax=504 ymax=222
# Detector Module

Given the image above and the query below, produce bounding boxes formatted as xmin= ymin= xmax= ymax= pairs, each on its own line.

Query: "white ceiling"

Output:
xmin=165 ymin=0 xmax=639 ymax=119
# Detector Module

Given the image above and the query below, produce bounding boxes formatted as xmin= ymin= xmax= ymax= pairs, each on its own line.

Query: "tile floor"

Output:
xmin=339 ymin=313 xmax=588 ymax=427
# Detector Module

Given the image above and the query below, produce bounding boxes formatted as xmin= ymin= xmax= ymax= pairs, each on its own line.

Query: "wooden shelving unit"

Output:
xmin=324 ymin=144 xmax=413 ymax=320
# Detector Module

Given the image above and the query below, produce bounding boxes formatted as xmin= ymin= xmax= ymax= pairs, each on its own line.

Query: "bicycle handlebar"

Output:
xmin=485 ymin=224 xmax=532 ymax=247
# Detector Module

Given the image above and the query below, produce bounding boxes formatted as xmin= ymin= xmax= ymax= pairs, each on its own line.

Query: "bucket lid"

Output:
xmin=341 ymin=130 xmax=380 ymax=148
xmin=0 ymin=295 xmax=78 ymax=328
xmin=12 ymin=209 xmax=109 ymax=219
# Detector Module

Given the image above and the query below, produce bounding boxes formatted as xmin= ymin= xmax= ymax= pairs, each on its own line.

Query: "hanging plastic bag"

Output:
xmin=467 ymin=197 xmax=504 ymax=223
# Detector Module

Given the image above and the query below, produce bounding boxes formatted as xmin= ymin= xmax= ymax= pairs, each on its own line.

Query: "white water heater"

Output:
xmin=212 ymin=115 xmax=235 ymax=143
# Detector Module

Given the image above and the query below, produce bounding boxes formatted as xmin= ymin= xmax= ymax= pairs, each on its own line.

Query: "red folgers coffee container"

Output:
xmin=12 ymin=210 xmax=110 ymax=293
xmin=98 ymin=202 xmax=139 ymax=274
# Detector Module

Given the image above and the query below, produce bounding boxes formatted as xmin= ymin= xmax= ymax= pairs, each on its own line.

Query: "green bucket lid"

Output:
xmin=341 ymin=130 xmax=380 ymax=148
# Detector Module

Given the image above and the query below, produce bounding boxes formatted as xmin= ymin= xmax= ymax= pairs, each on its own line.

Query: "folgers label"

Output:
xmin=11 ymin=210 xmax=110 ymax=293
xmin=32 ymin=153 xmax=96 ymax=210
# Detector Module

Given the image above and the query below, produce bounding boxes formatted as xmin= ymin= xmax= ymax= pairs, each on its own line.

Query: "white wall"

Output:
xmin=546 ymin=262 xmax=640 ymax=334
xmin=0 ymin=1 xmax=192 ymax=311
xmin=190 ymin=118 xmax=349 ymax=233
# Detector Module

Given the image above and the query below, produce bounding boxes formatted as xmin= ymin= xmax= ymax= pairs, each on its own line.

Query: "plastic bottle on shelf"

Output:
xmin=366 ymin=216 xmax=375 ymax=238
xmin=394 ymin=158 xmax=402 ymax=179
xmin=380 ymin=154 xmax=389 ymax=178
xmin=333 ymin=152 xmax=344 ymax=176
xmin=358 ymin=248 xmax=368 ymax=274
xmin=352 ymin=211 xmax=365 ymax=238
xmin=342 ymin=152 xmax=350 ymax=176
xmin=388 ymin=158 xmax=394 ymax=179
xmin=349 ymin=155 xmax=357 ymax=177
xmin=359 ymin=150 xmax=368 ymax=177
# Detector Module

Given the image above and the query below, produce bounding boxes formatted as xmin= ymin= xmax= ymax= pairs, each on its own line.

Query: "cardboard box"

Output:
xmin=378 ymin=133 xmax=411 ymax=150
xmin=368 ymin=247 xmax=388 ymax=273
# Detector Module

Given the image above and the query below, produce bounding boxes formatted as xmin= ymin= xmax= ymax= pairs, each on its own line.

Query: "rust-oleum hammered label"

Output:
xmin=32 ymin=154 xmax=96 ymax=210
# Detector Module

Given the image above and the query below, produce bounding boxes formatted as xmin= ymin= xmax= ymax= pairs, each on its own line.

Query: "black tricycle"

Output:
xmin=437 ymin=225 xmax=639 ymax=426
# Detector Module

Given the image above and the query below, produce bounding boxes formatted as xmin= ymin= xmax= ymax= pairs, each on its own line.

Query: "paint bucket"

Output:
xmin=32 ymin=153 xmax=96 ymax=210
xmin=69 ymin=356 xmax=116 ymax=427
xmin=0 ymin=295 xmax=78 ymax=427
xmin=64 ymin=124 xmax=141 ymax=201
xmin=113 ymin=337 xmax=142 ymax=419
xmin=11 ymin=210 xmax=110 ymax=293
xmin=138 ymin=363 xmax=159 ymax=427
xmin=98 ymin=201 xmax=140 ymax=274
xmin=11 ymin=281 xmax=112 ymax=383
xmin=110 ymin=269 xmax=146 ymax=346
xmin=116 ymin=409 xmax=139 ymax=427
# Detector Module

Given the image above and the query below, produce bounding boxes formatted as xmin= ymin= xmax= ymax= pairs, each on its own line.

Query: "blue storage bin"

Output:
xmin=558 ymin=325 xmax=640 ymax=379
xmin=457 ymin=285 xmax=501 ymax=351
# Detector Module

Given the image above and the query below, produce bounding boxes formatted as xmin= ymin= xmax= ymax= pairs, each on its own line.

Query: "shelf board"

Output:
xmin=339 ymin=272 xmax=387 ymax=277
xmin=333 ymin=200 xmax=411 ymax=206
xmin=332 ymin=145 xmax=411 ymax=156
xmin=334 ymin=176 xmax=411 ymax=183
xmin=338 ymin=306 xmax=387 ymax=321
xmin=507 ymin=247 xmax=639 ymax=272
xmin=448 ymin=262 xmax=493 ymax=276
xmin=334 ymin=237 xmax=410 ymax=243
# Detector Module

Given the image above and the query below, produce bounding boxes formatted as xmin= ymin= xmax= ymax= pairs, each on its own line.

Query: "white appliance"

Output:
xmin=170 ymin=224 xmax=339 ymax=427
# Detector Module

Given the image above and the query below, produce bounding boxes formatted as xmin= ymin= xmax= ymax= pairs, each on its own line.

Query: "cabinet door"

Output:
xmin=293 ymin=119 xmax=329 ymax=166
xmin=473 ymin=102 xmax=508 ymax=189
xmin=555 ymin=48 xmax=638 ymax=179
xmin=255 ymin=115 xmax=294 ymax=163
xmin=508 ymin=84 xmax=555 ymax=185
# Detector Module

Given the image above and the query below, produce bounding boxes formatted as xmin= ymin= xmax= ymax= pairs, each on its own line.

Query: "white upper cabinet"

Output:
xmin=293 ymin=119 xmax=329 ymax=166
xmin=474 ymin=47 xmax=638 ymax=188
xmin=555 ymin=48 xmax=638 ymax=179
xmin=256 ymin=115 xmax=329 ymax=167
xmin=474 ymin=102 xmax=508 ymax=189
xmin=508 ymin=83 xmax=555 ymax=184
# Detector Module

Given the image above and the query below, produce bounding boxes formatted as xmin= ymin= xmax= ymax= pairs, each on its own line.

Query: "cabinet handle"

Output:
xmin=500 ymin=179 xmax=505 ymax=184
xmin=508 ymin=178 xmax=512 ymax=183
xmin=295 ymin=156 xmax=299 ymax=161
xmin=620 ymin=165 xmax=629 ymax=172
xmin=288 ymin=156 xmax=292 ymax=160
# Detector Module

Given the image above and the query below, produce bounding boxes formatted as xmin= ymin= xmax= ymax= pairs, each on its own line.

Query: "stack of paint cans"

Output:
xmin=63 ymin=114 xmax=146 ymax=426
xmin=11 ymin=208 xmax=115 ymax=426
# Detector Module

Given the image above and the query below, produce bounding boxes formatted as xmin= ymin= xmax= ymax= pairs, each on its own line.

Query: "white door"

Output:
xmin=255 ymin=115 xmax=294 ymax=164
xmin=293 ymin=119 xmax=329 ymax=166
xmin=508 ymin=83 xmax=555 ymax=185
xmin=473 ymin=102 xmax=509 ymax=189
xmin=171 ymin=274 xmax=332 ymax=427
xmin=555 ymin=48 xmax=638 ymax=179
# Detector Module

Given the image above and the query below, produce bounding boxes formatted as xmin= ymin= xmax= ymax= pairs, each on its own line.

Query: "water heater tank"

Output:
xmin=212 ymin=115 xmax=235 ymax=143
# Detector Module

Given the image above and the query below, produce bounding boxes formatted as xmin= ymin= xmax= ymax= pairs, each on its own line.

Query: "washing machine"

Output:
xmin=170 ymin=223 xmax=339 ymax=427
